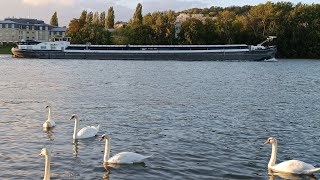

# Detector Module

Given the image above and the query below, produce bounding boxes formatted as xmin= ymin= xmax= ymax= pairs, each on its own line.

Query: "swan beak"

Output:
xmin=264 ymin=140 xmax=270 ymax=144
xmin=99 ymin=137 xmax=104 ymax=141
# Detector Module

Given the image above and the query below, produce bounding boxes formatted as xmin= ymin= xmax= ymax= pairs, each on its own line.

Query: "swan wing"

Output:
xmin=272 ymin=160 xmax=316 ymax=174
xmin=43 ymin=120 xmax=56 ymax=128
xmin=49 ymin=120 xmax=56 ymax=127
xmin=77 ymin=125 xmax=99 ymax=139
xmin=107 ymin=152 xmax=152 ymax=164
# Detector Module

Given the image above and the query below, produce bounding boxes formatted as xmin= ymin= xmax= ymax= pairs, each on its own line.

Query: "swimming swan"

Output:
xmin=43 ymin=105 xmax=56 ymax=128
xmin=70 ymin=114 xmax=100 ymax=139
xmin=100 ymin=134 xmax=152 ymax=164
xmin=39 ymin=148 xmax=51 ymax=180
xmin=264 ymin=137 xmax=320 ymax=174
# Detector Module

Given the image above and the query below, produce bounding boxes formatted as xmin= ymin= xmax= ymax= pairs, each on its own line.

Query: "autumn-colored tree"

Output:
xmin=93 ymin=12 xmax=100 ymax=25
xmin=105 ymin=7 xmax=115 ymax=29
xmin=79 ymin=10 xmax=87 ymax=28
xmin=86 ymin=11 xmax=94 ymax=25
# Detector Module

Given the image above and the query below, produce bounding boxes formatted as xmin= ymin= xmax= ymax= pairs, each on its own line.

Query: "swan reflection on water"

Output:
xmin=104 ymin=162 xmax=147 ymax=169
xmin=103 ymin=164 xmax=111 ymax=180
xmin=73 ymin=139 xmax=79 ymax=158
xmin=268 ymin=170 xmax=318 ymax=180
xmin=102 ymin=162 xmax=147 ymax=179
xmin=43 ymin=128 xmax=54 ymax=141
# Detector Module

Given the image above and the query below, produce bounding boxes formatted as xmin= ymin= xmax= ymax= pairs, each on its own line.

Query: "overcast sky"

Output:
xmin=0 ymin=0 xmax=319 ymax=26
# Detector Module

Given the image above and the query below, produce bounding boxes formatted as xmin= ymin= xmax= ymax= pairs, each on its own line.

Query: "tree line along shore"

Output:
xmin=2 ymin=2 xmax=320 ymax=59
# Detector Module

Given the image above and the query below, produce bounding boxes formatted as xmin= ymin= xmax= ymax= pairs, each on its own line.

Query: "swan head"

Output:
xmin=264 ymin=137 xmax=277 ymax=145
xmin=39 ymin=148 xmax=51 ymax=156
xmin=99 ymin=134 xmax=110 ymax=141
xmin=70 ymin=114 xmax=78 ymax=120
xmin=45 ymin=105 xmax=51 ymax=109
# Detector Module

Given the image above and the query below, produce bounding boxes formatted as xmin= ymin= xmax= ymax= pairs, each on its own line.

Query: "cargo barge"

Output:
xmin=11 ymin=37 xmax=276 ymax=61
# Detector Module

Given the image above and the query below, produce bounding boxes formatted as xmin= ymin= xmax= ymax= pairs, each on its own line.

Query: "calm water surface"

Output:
xmin=0 ymin=55 xmax=320 ymax=180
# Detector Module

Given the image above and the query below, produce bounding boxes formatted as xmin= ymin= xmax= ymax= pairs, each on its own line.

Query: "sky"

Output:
xmin=0 ymin=0 xmax=319 ymax=26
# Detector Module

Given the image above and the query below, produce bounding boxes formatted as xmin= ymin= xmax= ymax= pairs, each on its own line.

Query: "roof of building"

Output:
xmin=5 ymin=18 xmax=45 ymax=25
xmin=115 ymin=21 xmax=128 ymax=25
xmin=0 ymin=20 xmax=16 ymax=24
xmin=0 ymin=18 xmax=66 ymax=32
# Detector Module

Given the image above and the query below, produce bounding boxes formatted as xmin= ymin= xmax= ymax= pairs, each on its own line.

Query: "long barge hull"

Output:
xmin=11 ymin=48 xmax=276 ymax=61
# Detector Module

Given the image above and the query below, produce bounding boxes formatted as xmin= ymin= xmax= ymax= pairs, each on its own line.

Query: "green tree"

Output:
xmin=86 ymin=11 xmax=94 ymax=25
xmin=50 ymin=12 xmax=59 ymax=26
xmin=106 ymin=7 xmax=115 ymax=29
xmin=132 ymin=3 xmax=143 ymax=25
xmin=100 ymin=12 xmax=106 ymax=26
xmin=112 ymin=27 xmax=130 ymax=45
xmin=216 ymin=10 xmax=237 ymax=44
xmin=127 ymin=25 xmax=153 ymax=44
xmin=93 ymin=12 xmax=100 ymax=25
xmin=178 ymin=18 xmax=205 ymax=44
xmin=79 ymin=10 xmax=87 ymax=28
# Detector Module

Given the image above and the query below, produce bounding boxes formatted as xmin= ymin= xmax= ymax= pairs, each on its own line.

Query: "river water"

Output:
xmin=0 ymin=55 xmax=320 ymax=180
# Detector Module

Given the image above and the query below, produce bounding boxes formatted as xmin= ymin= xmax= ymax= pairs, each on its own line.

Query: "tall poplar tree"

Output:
xmin=100 ymin=12 xmax=106 ymax=26
xmin=86 ymin=11 xmax=94 ymax=25
xmin=105 ymin=7 xmax=115 ymax=29
xmin=132 ymin=3 xmax=143 ymax=25
xmin=50 ymin=12 xmax=59 ymax=26
xmin=93 ymin=12 xmax=100 ymax=24
xmin=79 ymin=10 xmax=87 ymax=27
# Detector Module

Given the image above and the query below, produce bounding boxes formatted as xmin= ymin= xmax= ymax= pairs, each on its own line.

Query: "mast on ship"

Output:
xmin=257 ymin=36 xmax=277 ymax=47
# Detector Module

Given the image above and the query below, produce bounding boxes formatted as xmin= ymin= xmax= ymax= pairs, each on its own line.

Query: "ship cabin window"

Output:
xmin=41 ymin=46 xmax=46 ymax=50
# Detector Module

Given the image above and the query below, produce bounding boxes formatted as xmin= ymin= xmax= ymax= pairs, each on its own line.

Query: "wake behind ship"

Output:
xmin=11 ymin=37 xmax=276 ymax=61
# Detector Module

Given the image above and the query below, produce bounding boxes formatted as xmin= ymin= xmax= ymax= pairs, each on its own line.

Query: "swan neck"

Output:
xmin=104 ymin=137 xmax=110 ymax=163
xmin=269 ymin=141 xmax=277 ymax=168
xmin=44 ymin=153 xmax=51 ymax=180
xmin=73 ymin=118 xmax=79 ymax=139
xmin=47 ymin=107 xmax=51 ymax=121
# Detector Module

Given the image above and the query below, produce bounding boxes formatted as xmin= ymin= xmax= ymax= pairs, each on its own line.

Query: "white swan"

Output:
xmin=39 ymin=148 xmax=51 ymax=180
xmin=100 ymin=134 xmax=152 ymax=164
xmin=43 ymin=105 xmax=56 ymax=128
xmin=264 ymin=137 xmax=320 ymax=174
xmin=70 ymin=114 xmax=100 ymax=139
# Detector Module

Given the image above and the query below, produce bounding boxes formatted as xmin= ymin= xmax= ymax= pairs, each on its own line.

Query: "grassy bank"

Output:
xmin=0 ymin=46 xmax=14 ymax=54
